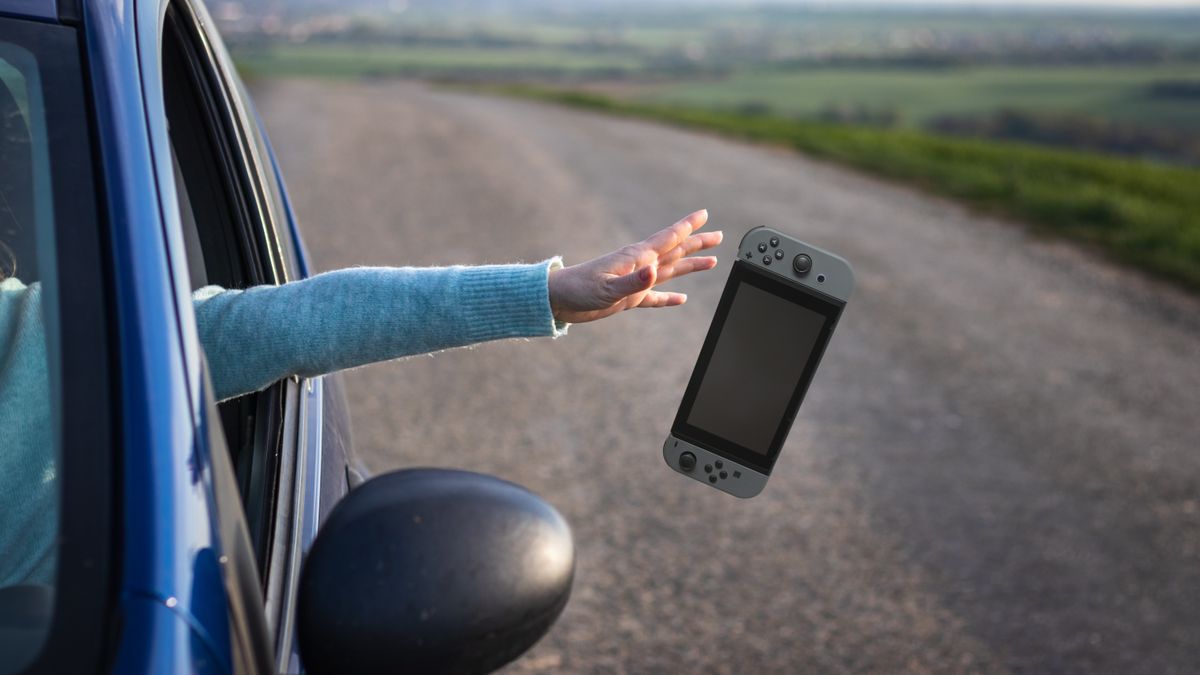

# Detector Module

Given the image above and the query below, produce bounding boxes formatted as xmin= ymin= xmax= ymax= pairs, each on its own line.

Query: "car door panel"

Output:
xmin=110 ymin=594 xmax=226 ymax=675
xmin=87 ymin=0 xmax=212 ymax=624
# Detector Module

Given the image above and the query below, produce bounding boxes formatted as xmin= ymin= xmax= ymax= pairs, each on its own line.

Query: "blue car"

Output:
xmin=0 ymin=0 xmax=574 ymax=673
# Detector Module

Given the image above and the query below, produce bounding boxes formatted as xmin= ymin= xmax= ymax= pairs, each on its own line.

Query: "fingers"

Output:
xmin=605 ymin=264 xmax=656 ymax=301
xmin=643 ymin=209 xmax=708 ymax=255
xmin=691 ymin=229 xmax=724 ymax=253
xmin=657 ymin=255 xmax=718 ymax=283
xmin=658 ymin=230 xmax=724 ymax=266
xmin=636 ymin=291 xmax=687 ymax=308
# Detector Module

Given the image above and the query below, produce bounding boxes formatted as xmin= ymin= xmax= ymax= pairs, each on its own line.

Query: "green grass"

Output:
xmin=643 ymin=64 xmax=1200 ymax=132
xmin=496 ymin=86 xmax=1200 ymax=291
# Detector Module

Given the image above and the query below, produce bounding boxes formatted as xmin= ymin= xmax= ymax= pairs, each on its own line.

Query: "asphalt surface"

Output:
xmin=253 ymin=78 xmax=1200 ymax=674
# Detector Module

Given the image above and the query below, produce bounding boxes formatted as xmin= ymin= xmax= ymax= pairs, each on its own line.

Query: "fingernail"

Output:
xmin=639 ymin=267 xmax=652 ymax=282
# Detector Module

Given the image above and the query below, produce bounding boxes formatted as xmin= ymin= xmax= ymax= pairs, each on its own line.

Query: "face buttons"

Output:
xmin=703 ymin=459 xmax=739 ymax=485
xmin=751 ymin=234 xmax=788 ymax=269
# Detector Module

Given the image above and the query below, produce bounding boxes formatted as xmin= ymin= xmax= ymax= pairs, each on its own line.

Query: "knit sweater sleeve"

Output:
xmin=193 ymin=259 xmax=567 ymax=401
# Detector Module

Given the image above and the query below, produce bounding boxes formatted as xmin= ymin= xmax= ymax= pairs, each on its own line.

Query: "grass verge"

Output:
xmin=494 ymin=85 xmax=1200 ymax=292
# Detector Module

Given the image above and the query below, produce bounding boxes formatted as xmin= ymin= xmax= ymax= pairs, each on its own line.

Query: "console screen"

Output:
xmin=675 ymin=261 xmax=840 ymax=471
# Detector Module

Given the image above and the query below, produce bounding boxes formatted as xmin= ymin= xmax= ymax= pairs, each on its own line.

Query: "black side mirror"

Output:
xmin=297 ymin=469 xmax=574 ymax=675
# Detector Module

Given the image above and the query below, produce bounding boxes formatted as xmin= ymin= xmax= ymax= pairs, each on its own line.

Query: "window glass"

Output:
xmin=0 ymin=31 xmax=62 ymax=674
xmin=162 ymin=16 xmax=252 ymax=291
xmin=162 ymin=4 xmax=285 ymax=583
xmin=237 ymin=79 xmax=301 ymax=281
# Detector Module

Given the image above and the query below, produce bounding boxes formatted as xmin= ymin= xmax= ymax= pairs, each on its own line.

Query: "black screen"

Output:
xmin=687 ymin=282 xmax=824 ymax=454
xmin=674 ymin=261 xmax=841 ymax=472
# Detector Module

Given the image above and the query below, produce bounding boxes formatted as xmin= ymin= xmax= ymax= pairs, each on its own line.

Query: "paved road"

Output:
xmin=253 ymin=79 xmax=1200 ymax=674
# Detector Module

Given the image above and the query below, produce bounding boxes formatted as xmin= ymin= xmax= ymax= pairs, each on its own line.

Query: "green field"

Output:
xmin=234 ymin=44 xmax=642 ymax=79
xmin=352 ymin=7 xmax=1200 ymax=55
xmin=641 ymin=64 xmax=1200 ymax=131
xmin=496 ymin=86 xmax=1200 ymax=291
xmin=234 ymin=42 xmax=1200 ymax=133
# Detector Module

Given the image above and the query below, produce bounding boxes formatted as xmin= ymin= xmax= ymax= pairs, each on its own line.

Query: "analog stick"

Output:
xmin=679 ymin=452 xmax=697 ymax=472
xmin=793 ymin=254 xmax=812 ymax=275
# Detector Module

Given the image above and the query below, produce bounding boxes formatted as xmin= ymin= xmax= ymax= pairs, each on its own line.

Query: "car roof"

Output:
xmin=0 ymin=0 xmax=78 ymax=23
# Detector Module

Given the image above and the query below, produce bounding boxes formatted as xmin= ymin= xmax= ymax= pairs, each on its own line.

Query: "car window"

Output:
xmin=0 ymin=33 xmax=62 ymax=617
xmin=236 ymin=80 xmax=302 ymax=281
xmin=0 ymin=17 xmax=112 ymax=675
xmin=162 ymin=2 xmax=287 ymax=582
xmin=162 ymin=13 xmax=257 ymax=291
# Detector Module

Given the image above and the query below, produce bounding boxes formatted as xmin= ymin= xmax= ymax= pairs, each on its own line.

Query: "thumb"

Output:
xmin=606 ymin=265 xmax=656 ymax=301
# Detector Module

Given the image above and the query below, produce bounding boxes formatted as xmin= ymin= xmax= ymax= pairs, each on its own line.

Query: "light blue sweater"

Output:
xmin=0 ymin=260 xmax=565 ymax=587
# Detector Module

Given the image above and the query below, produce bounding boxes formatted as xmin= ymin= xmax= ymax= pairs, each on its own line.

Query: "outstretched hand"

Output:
xmin=547 ymin=209 xmax=723 ymax=324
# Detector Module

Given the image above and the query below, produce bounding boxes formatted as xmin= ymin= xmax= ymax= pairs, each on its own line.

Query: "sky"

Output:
xmin=323 ymin=0 xmax=1200 ymax=11
xmin=751 ymin=0 xmax=1200 ymax=6
xmin=858 ymin=1 xmax=1200 ymax=6
xmin=654 ymin=0 xmax=1200 ymax=7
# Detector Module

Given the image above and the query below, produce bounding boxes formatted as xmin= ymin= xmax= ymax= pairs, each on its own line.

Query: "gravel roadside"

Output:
xmin=254 ymin=78 xmax=1200 ymax=675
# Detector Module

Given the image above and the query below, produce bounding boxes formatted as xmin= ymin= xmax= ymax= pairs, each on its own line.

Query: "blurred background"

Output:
xmin=218 ymin=1 xmax=1198 ymax=673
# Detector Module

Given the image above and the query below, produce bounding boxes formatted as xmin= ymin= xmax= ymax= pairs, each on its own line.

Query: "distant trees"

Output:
xmin=813 ymin=103 xmax=899 ymax=128
xmin=1147 ymin=80 xmax=1200 ymax=99
xmin=926 ymin=109 xmax=1200 ymax=166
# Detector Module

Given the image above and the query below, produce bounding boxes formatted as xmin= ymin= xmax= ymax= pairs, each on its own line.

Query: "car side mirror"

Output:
xmin=296 ymin=468 xmax=574 ymax=675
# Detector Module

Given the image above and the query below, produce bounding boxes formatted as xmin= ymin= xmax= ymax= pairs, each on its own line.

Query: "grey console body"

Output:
xmin=664 ymin=227 xmax=854 ymax=498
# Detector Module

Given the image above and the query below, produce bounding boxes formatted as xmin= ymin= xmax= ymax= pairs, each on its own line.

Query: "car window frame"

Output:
xmin=160 ymin=9 xmax=325 ymax=651
xmin=163 ymin=3 xmax=321 ymax=664
xmin=3 ymin=15 xmax=117 ymax=675
xmin=166 ymin=0 xmax=289 ymax=288
xmin=161 ymin=1 xmax=292 ymax=583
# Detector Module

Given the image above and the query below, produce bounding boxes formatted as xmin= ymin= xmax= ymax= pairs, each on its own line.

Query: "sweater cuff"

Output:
xmin=547 ymin=257 xmax=570 ymax=337
xmin=459 ymin=257 xmax=567 ymax=343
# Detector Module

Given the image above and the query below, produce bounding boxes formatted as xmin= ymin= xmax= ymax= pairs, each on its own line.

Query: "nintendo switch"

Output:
xmin=663 ymin=227 xmax=854 ymax=498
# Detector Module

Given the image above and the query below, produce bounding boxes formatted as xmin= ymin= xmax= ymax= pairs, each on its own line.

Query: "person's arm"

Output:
xmin=196 ymin=209 xmax=721 ymax=401
xmin=194 ymin=260 xmax=563 ymax=401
